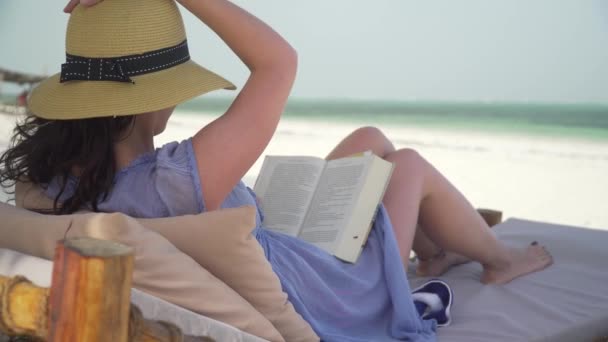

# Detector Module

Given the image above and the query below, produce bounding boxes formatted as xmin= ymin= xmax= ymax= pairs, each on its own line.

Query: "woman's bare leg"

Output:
xmin=327 ymin=127 xmax=470 ymax=275
xmin=412 ymin=224 xmax=470 ymax=277
xmin=327 ymin=127 xmax=553 ymax=284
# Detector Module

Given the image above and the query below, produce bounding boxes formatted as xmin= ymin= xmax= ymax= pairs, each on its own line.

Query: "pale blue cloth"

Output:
xmin=46 ymin=139 xmax=436 ymax=341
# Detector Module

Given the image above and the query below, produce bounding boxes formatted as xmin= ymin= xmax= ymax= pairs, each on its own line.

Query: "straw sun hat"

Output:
xmin=28 ymin=0 xmax=235 ymax=120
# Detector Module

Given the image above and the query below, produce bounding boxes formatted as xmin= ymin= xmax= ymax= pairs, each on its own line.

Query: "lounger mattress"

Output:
xmin=409 ymin=218 xmax=608 ymax=342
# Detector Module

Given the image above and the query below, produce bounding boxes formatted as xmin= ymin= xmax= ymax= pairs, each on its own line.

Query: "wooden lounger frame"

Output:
xmin=0 ymin=238 xmax=214 ymax=342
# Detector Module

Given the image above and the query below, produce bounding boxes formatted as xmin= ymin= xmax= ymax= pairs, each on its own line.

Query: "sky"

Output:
xmin=1 ymin=0 xmax=607 ymax=103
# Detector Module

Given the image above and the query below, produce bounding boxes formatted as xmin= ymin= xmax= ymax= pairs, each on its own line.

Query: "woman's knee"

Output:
xmin=349 ymin=126 xmax=394 ymax=156
xmin=385 ymin=148 xmax=427 ymax=170
xmin=384 ymin=148 xmax=431 ymax=194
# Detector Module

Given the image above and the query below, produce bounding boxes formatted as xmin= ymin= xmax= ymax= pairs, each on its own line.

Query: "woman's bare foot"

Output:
xmin=481 ymin=243 xmax=553 ymax=284
xmin=416 ymin=251 xmax=471 ymax=277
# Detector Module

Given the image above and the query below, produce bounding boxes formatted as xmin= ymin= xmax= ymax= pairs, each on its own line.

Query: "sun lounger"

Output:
xmin=409 ymin=218 xmax=608 ymax=342
xmin=1 ymin=218 xmax=607 ymax=341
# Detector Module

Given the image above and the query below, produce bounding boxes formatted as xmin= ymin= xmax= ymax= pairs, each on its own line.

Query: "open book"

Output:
xmin=253 ymin=152 xmax=394 ymax=263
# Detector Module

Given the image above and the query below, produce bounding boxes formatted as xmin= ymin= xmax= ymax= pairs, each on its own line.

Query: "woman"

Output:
xmin=0 ymin=0 xmax=552 ymax=340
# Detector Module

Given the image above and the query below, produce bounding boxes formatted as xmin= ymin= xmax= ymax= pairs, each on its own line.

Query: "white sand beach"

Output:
xmin=2 ymin=110 xmax=608 ymax=230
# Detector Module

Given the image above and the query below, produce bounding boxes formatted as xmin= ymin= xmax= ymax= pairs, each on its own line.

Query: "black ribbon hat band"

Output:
xmin=60 ymin=40 xmax=190 ymax=84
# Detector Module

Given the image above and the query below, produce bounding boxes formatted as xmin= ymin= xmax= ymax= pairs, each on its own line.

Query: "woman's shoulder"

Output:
xmin=112 ymin=139 xmax=195 ymax=178
xmin=103 ymin=138 xmax=203 ymax=217
xmin=155 ymin=139 xmax=193 ymax=162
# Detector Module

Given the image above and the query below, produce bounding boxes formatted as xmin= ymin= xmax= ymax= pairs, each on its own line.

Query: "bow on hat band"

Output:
xmin=60 ymin=40 xmax=190 ymax=84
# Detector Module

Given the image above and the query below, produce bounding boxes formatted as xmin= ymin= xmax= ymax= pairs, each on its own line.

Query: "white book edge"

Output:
xmin=332 ymin=155 xmax=394 ymax=263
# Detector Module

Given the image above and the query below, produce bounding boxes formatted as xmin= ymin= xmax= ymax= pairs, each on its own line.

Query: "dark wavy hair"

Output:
xmin=0 ymin=114 xmax=135 ymax=214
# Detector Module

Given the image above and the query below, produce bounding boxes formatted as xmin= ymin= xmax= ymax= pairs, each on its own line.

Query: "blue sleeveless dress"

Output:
xmin=46 ymin=139 xmax=436 ymax=342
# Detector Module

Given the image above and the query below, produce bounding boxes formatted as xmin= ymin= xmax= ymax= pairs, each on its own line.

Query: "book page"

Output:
xmin=253 ymin=156 xmax=326 ymax=236
xmin=298 ymin=156 xmax=368 ymax=252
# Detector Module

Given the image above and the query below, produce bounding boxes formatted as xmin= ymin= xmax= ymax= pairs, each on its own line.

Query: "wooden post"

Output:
xmin=0 ymin=275 xmax=215 ymax=341
xmin=477 ymin=208 xmax=503 ymax=227
xmin=0 ymin=275 xmax=48 ymax=339
xmin=48 ymin=238 xmax=134 ymax=342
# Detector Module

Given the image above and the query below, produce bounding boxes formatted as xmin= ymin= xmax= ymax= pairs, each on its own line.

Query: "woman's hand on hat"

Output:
xmin=64 ymin=0 xmax=104 ymax=13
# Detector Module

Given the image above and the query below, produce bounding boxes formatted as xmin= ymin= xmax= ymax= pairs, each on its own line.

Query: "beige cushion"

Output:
xmin=140 ymin=208 xmax=320 ymax=342
xmin=14 ymin=182 xmax=319 ymax=341
xmin=0 ymin=202 xmax=284 ymax=342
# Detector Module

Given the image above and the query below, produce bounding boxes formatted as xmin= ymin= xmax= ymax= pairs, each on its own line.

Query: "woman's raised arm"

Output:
xmin=179 ymin=0 xmax=298 ymax=210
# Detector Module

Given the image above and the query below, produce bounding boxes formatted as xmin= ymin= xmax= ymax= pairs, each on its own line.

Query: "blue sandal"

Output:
xmin=412 ymin=279 xmax=453 ymax=327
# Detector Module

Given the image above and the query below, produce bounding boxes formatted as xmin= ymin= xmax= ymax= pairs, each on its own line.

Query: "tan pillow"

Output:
xmin=15 ymin=182 xmax=319 ymax=341
xmin=0 ymin=202 xmax=284 ymax=342
xmin=140 ymin=208 xmax=320 ymax=342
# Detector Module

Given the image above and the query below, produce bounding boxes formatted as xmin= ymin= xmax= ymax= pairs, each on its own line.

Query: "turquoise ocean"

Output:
xmin=2 ymin=93 xmax=607 ymax=142
xmin=178 ymin=98 xmax=608 ymax=142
